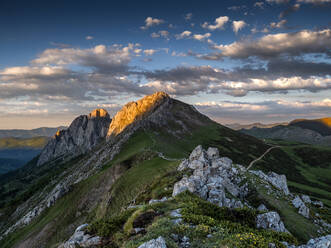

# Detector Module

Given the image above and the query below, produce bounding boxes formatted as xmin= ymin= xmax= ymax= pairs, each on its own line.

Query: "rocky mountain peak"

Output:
xmin=37 ymin=110 xmax=111 ymax=166
xmin=88 ymin=108 xmax=109 ymax=119
xmin=107 ymin=91 xmax=170 ymax=137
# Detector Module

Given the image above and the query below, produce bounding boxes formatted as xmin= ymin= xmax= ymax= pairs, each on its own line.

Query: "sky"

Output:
xmin=0 ymin=0 xmax=331 ymax=129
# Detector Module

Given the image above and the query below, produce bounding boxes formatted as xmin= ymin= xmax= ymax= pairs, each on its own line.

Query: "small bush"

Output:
xmin=88 ymin=208 xmax=135 ymax=237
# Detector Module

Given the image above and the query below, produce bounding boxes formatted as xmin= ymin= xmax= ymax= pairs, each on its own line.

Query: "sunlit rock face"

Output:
xmin=37 ymin=109 xmax=111 ymax=166
xmin=88 ymin=108 xmax=109 ymax=119
xmin=107 ymin=91 xmax=170 ymax=137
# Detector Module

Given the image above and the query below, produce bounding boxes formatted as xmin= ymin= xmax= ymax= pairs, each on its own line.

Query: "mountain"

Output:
xmin=289 ymin=118 xmax=331 ymax=136
xmin=241 ymin=118 xmax=331 ymax=147
xmin=226 ymin=122 xmax=288 ymax=130
xmin=0 ymin=92 xmax=330 ymax=248
xmin=0 ymin=137 xmax=49 ymax=174
xmin=37 ymin=108 xmax=111 ymax=166
xmin=0 ymin=127 xmax=66 ymax=139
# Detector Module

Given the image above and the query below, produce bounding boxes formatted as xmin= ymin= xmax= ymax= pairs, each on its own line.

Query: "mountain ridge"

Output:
xmin=0 ymin=92 xmax=330 ymax=248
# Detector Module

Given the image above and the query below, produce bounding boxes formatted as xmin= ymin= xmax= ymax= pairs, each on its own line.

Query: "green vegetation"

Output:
xmin=87 ymin=192 xmax=297 ymax=248
xmin=0 ymin=99 xmax=330 ymax=248
xmin=251 ymin=140 xmax=331 ymax=207
xmin=0 ymin=136 xmax=48 ymax=149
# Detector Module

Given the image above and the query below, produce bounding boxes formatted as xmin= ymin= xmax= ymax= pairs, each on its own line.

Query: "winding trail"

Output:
xmin=246 ymin=146 xmax=279 ymax=170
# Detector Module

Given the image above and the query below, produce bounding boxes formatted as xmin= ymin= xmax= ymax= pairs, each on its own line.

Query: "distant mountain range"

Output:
xmin=226 ymin=122 xmax=287 ymax=130
xmin=0 ymin=127 xmax=65 ymax=174
xmin=239 ymin=118 xmax=331 ymax=146
xmin=0 ymin=126 xmax=66 ymax=139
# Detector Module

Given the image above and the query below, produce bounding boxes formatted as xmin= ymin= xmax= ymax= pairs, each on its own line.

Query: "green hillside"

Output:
xmin=290 ymin=118 xmax=331 ymax=136
xmin=0 ymin=98 xmax=330 ymax=248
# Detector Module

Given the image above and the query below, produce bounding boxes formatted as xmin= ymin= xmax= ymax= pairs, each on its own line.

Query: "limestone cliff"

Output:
xmin=107 ymin=92 xmax=170 ymax=137
xmin=37 ymin=109 xmax=111 ymax=166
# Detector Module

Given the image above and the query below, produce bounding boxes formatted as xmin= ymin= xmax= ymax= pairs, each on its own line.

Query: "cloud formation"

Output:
xmin=266 ymin=0 xmax=289 ymax=4
xmin=270 ymin=19 xmax=287 ymax=29
xmin=185 ymin=13 xmax=193 ymax=21
xmin=232 ymin=20 xmax=247 ymax=33
xmin=142 ymin=64 xmax=331 ymax=97
xmin=193 ymin=33 xmax=211 ymax=41
xmin=175 ymin=30 xmax=192 ymax=39
xmin=202 ymin=16 xmax=229 ymax=30
xmin=195 ymin=98 xmax=331 ymax=123
xmin=151 ymin=30 xmax=169 ymax=39
xmin=297 ymin=0 xmax=331 ymax=3
xmin=141 ymin=17 xmax=164 ymax=30
xmin=211 ymin=29 xmax=331 ymax=59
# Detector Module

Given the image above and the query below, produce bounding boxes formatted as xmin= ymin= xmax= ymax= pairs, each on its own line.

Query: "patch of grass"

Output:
xmin=103 ymin=157 xmax=179 ymax=217
xmin=88 ymin=208 xmax=135 ymax=237
xmin=255 ymin=184 xmax=319 ymax=242
xmin=123 ymin=192 xmax=297 ymax=248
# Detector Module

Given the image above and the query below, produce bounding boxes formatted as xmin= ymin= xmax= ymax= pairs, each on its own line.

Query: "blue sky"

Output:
xmin=0 ymin=0 xmax=330 ymax=128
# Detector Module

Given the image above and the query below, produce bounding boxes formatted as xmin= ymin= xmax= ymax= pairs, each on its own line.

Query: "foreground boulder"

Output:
xmin=58 ymin=224 xmax=102 ymax=248
xmin=283 ymin=234 xmax=331 ymax=248
xmin=138 ymin=236 xmax=167 ymax=248
xmin=249 ymin=170 xmax=290 ymax=195
xmin=292 ymin=196 xmax=310 ymax=219
xmin=256 ymin=212 xmax=288 ymax=233
xmin=173 ymin=145 xmax=246 ymax=209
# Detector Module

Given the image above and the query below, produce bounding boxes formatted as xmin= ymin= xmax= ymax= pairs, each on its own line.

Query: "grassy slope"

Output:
xmin=251 ymin=139 xmax=331 ymax=207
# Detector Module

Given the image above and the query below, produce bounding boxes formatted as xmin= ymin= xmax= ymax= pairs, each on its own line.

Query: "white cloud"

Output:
xmin=143 ymin=49 xmax=157 ymax=56
xmin=202 ymin=16 xmax=229 ymax=31
xmin=85 ymin=36 xmax=94 ymax=40
xmin=270 ymin=20 xmax=287 ymax=29
xmin=297 ymin=0 xmax=331 ymax=3
xmin=185 ymin=13 xmax=192 ymax=21
xmin=266 ymin=0 xmax=289 ymax=4
xmin=232 ymin=20 xmax=247 ymax=34
xmin=196 ymin=101 xmax=268 ymax=111
xmin=175 ymin=30 xmax=192 ymax=39
xmin=141 ymin=17 xmax=164 ymax=30
xmin=194 ymin=98 xmax=331 ymax=123
xmin=151 ymin=30 xmax=169 ymax=39
xmin=171 ymin=51 xmax=187 ymax=57
xmin=143 ymin=65 xmax=331 ymax=97
xmin=193 ymin=33 xmax=211 ymax=41
xmin=254 ymin=2 xmax=265 ymax=8
xmin=212 ymin=29 xmax=331 ymax=59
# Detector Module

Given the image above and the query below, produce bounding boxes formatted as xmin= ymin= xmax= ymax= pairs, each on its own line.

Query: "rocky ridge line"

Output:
xmin=37 ymin=108 xmax=111 ymax=166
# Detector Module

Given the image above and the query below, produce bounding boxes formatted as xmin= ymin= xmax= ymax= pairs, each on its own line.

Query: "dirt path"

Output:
xmin=246 ymin=146 xmax=279 ymax=170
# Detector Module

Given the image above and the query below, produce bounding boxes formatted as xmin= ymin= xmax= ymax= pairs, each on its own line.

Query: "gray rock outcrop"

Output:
xmin=38 ymin=108 xmax=111 ymax=166
xmin=257 ymin=204 xmax=268 ymax=212
xmin=301 ymin=195 xmax=312 ymax=204
xmin=283 ymin=234 xmax=331 ymax=248
xmin=58 ymin=223 xmax=102 ymax=248
xmin=250 ymin=170 xmax=290 ymax=195
xmin=256 ymin=211 xmax=288 ymax=232
xmin=292 ymin=196 xmax=310 ymax=219
xmin=173 ymin=145 xmax=246 ymax=209
xmin=138 ymin=236 xmax=167 ymax=248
